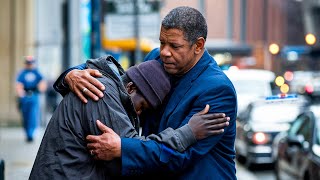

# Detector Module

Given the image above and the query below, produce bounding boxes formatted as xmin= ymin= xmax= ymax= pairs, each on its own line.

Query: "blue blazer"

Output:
xmin=121 ymin=48 xmax=238 ymax=179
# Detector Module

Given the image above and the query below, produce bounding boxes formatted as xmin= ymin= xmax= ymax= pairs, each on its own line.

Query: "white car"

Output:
xmin=290 ymin=71 xmax=320 ymax=98
xmin=224 ymin=68 xmax=276 ymax=115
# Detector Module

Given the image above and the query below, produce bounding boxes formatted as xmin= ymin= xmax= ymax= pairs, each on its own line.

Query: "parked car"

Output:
xmin=235 ymin=94 xmax=306 ymax=168
xmin=223 ymin=68 xmax=275 ymax=116
xmin=290 ymin=71 xmax=320 ymax=102
xmin=274 ymin=104 xmax=320 ymax=180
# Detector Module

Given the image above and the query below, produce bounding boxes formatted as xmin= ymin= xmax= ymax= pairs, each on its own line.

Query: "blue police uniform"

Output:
xmin=16 ymin=68 xmax=43 ymax=142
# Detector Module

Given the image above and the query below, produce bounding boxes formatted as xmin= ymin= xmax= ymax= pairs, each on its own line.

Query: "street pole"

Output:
xmin=91 ymin=0 xmax=101 ymax=58
xmin=263 ymin=0 xmax=272 ymax=71
xmin=240 ymin=0 xmax=247 ymax=43
xmin=198 ymin=0 xmax=206 ymax=18
xmin=227 ymin=0 xmax=234 ymax=40
xmin=134 ymin=0 xmax=142 ymax=66
xmin=62 ymin=0 xmax=70 ymax=69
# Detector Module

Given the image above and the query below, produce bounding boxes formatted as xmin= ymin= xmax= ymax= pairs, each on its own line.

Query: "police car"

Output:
xmin=235 ymin=94 xmax=307 ymax=169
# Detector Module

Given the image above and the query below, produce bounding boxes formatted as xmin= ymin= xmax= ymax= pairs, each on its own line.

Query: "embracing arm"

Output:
xmin=54 ymin=48 xmax=161 ymax=102
xmin=141 ymin=105 xmax=230 ymax=152
xmin=53 ymin=63 xmax=105 ymax=102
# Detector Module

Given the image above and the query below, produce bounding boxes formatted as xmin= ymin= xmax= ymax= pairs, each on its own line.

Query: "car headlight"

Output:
xmin=252 ymin=132 xmax=269 ymax=145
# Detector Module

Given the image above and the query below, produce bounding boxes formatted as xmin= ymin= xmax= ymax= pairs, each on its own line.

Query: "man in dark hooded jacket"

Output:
xmin=29 ymin=55 xmax=229 ymax=179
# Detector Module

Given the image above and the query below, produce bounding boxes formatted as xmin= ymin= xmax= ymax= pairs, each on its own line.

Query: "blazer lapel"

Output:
xmin=159 ymin=50 xmax=212 ymax=130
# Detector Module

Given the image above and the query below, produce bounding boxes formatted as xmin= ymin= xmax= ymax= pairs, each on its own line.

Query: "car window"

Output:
xmin=310 ymin=105 xmax=320 ymax=145
xmin=288 ymin=115 xmax=308 ymax=136
xmin=296 ymin=116 xmax=312 ymax=143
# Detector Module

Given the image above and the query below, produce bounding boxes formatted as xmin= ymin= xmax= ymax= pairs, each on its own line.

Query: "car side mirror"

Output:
xmin=236 ymin=116 xmax=244 ymax=123
xmin=238 ymin=112 xmax=249 ymax=123
xmin=288 ymin=135 xmax=309 ymax=150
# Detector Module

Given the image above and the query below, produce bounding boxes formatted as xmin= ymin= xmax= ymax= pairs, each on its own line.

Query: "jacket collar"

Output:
xmin=86 ymin=55 xmax=125 ymax=82
xmin=160 ymin=50 xmax=213 ymax=128
xmin=179 ymin=50 xmax=212 ymax=84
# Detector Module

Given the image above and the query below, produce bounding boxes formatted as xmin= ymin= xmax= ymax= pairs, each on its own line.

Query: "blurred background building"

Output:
xmin=1 ymin=0 xmax=320 ymax=125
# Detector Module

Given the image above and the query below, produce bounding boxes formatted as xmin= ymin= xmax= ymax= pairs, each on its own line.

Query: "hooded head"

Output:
xmin=126 ymin=60 xmax=171 ymax=110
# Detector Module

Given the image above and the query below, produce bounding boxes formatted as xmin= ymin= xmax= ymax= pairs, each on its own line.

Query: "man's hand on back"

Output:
xmin=86 ymin=120 xmax=121 ymax=161
xmin=65 ymin=69 xmax=105 ymax=103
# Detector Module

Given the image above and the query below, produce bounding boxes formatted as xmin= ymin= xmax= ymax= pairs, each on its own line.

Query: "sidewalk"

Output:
xmin=0 ymin=127 xmax=45 ymax=180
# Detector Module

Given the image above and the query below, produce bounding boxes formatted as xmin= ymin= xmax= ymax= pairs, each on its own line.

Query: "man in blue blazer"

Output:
xmin=55 ymin=6 xmax=237 ymax=179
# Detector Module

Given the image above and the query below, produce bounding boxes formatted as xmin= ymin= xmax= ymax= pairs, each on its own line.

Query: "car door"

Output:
xmin=281 ymin=114 xmax=311 ymax=178
xmin=308 ymin=112 xmax=320 ymax=180
xmin=278 ymin=114 xmax=307 ymax=178
xmin=236 ymin=104 xmax=252 ymax=157
xmin=291 ymin=114 xmax=312 ymax=178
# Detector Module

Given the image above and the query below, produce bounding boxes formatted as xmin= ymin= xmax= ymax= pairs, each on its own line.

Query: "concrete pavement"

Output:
xmin=0 ymin=127 xmax=45 ymax=180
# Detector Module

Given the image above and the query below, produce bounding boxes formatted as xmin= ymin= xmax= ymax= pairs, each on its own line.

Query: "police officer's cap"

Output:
xmin=25 ymin=56 xmax=36 ymax=64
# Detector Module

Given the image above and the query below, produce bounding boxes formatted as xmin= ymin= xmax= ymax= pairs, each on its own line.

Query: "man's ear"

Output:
xmin=126 ymin=82 xmax=137 ymax=94
xmin=195 ymin=37 xmax=205 ymax=54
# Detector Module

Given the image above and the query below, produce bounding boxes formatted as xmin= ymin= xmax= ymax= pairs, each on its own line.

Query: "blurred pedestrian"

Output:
xmin=15 ymin=56 xmax=47 ymax=142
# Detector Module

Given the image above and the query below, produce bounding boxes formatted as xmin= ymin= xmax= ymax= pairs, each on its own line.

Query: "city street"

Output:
xmin=0 ymin=126 xmax=274 ymax=180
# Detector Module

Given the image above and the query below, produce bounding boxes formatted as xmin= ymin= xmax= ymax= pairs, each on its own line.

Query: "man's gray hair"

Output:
xmin=161 ymin=6 xmax=207 ymax=45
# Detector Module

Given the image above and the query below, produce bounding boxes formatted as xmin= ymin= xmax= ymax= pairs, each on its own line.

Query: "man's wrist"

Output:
xmin=175 ymin=124 xmax=197 ymax=151
xmin=62 ymin=75 xmax=69 ymax=89
xmin=116 ymin=137 xmax=122 ymax=158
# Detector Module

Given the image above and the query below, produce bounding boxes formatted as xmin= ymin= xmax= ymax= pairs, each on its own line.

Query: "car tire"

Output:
xmin=274 ymin=160 xmax=281 ymax=180
xmin=244 ymin=157 xmax=254 ymax=170
xmin=236 ymin=153 xmax=246 ymax=164
xmin=303 ymin=171 xmax=310 ymax=180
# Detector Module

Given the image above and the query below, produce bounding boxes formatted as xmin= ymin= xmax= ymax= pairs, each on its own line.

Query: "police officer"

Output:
xmin=15 ymin=56 xmax=47 ymax=142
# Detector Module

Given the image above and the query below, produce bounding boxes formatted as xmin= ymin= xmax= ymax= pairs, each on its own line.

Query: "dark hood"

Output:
xmin=86 ymin=55 xmax=125 ymax=81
